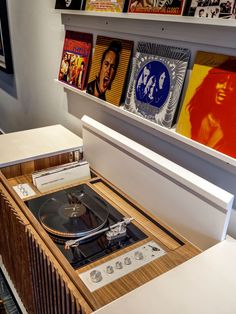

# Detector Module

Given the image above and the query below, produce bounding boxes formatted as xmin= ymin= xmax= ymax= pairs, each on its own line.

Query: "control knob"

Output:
xmin=106 ymin=265 xmax=114 ymax=274
xmin=134 ymin=251 xmax=144 ymax=260
xmin=90 ymin=270 xmax=103 ymax=283
xmin=124 ymin=257 xmax=132 ymax=265
xmin=115 ymin=261 xmax=123 ymax=269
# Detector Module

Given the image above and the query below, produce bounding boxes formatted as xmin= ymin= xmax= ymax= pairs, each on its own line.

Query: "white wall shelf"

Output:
xmin=55 ymin=79 xmax=236 ymax=174
xmin=56 ymin=9 xmax=236 ymax=28
xmin=60 ymin=13 xmax=236 ymax=49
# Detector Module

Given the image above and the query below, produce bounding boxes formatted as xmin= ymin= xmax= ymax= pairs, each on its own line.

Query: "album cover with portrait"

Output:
xmin=128 ymin=0 xmax=184 ymax=14
xmin=124 ymin=42 xmax=190 ymax=128
xmin=183 ymin=0 xmax=235 ymax=19
xmin=86 ymin=36 xmax=133 ymax=106
xmin=55 ymin=0 xmax=85 ymax=9
xmin=58 ymin=31 xmax=93 ymax=90
xmin=85 ymin=0 xmax=127 ymax=12
xmin=176 ymin=51 xmax=236 ymax=158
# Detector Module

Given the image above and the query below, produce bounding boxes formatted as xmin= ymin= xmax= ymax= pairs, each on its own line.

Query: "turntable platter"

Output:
xmin=39 ymin=191 xmax=109 ymax=238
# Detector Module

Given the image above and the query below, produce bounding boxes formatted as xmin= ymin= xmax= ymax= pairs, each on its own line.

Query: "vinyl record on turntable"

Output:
xmin=38 ymin=191 xmax=109 ymax=238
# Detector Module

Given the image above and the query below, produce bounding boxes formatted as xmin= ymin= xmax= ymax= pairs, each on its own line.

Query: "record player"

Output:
xmin=26 ymin=182 xmax=148 ymax=270
xmin=0 ymin=118 xmax=232 ymax=314
xmin=22 ymin=168 xmax=201 ymax=310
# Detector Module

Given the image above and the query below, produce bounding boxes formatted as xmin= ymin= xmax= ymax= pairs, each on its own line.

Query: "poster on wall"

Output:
xmin=0 ymin=0 xmax=13 ymax=73
xmin=0 ymin=24 xmax=4 ymax=67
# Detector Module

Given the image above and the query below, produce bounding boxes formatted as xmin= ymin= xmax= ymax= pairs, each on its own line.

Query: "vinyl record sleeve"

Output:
xmin=176 ymin=51 xmax=236 ymax=158
xmin=85 ymin=0 xmax=127 ymax=12
xmin=58 ymin=31 xmax=93 ymax=90
xmin=124 ymin=42 xmax=190 ymax=128
xmin=87 ymin=36 xmax=133 ymax=106
xmin=182 ymin=0 xmax=235 ymax=19
xmin=55 ymin=0 xmax=85 ymax=9
xmin=128 ymin=0 xmax=184 ymax=14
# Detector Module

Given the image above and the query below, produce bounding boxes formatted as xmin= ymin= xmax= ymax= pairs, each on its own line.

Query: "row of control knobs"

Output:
xmin=90 ymin=251 xmax=144 ymax=283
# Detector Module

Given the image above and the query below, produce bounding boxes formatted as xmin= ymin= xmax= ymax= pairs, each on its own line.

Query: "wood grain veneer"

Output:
xmin=0 ymin=172 xmax=93 ymax=314
xmin=0 ymin=182 xmax=34 ymax=313
xmin=1 ymin=151 xmax=76 ymax=179
xmin=74 ymin=179 xmax=200 ymax=309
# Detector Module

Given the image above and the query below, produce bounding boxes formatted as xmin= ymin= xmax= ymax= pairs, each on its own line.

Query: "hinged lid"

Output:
xmin=0 ymin=125 xmax=83 ymax=167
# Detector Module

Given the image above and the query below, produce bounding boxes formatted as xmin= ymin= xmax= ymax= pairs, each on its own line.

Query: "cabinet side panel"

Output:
xmin=0 ymin=183 xmax=35 ymax=313
xmin=26 ymin=227 xmax=90 ymax=314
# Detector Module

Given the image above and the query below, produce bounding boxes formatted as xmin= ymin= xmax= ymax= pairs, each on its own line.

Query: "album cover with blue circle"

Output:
xmin=124 ymin=42 xmax=190 ymax=128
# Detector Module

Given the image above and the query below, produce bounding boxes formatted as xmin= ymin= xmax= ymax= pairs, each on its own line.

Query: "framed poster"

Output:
xmin=0 ymin=0 xmax=13 ymax=73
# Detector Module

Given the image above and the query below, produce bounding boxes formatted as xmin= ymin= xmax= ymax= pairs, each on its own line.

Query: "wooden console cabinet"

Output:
xmin=0 ymin=126 xmax=201 ymax=313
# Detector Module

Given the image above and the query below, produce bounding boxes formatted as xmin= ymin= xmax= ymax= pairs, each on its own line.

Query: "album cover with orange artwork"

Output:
xmin=86 ymin=36 xmax=133 ymax=106
xmin=85 ymin=0 xmax=127 ymax=12
xmin=176 ymin=51 xmax=236 ymax=159
xmin=128 ymin=0 xmax=184 ymax=14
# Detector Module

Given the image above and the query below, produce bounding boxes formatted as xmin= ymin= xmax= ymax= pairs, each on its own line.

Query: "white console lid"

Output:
xmin=82 ymin=115 xmax=234 ymax=250
xmin=0 ymin=125 xmax=83 ymax=167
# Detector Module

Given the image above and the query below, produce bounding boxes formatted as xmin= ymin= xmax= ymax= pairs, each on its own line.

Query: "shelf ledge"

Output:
xmin=55 ymin=9 xmax=236 ymax=28
xmin=55 ymin=79 xmax=236 ymax=172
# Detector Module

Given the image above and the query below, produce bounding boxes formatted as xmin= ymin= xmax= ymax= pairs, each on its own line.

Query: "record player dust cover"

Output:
xmin=87 ymin=36 xmax=133 ymax=106
xmin=127 ymin=0 xmax=184 ymax=14
xmin=124 ymin=42 xmax=190 ymax=128
xmin=58 ymin=31 xmax=93 ymax=90
xmin=176 ymin=51 xmax=236 ymax=158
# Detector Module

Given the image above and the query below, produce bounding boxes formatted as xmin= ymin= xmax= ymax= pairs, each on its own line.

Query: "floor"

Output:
xmin=0 ymin=269 xmax=22 ymax=314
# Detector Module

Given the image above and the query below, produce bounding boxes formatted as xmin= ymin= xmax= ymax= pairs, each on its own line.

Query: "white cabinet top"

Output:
xmin=0 ymin=125 xmax=83 ymax=167
xmin=94 ymin=236 xmax=236 ymax=314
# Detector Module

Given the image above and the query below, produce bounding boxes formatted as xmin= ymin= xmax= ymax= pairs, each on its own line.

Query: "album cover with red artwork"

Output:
xmin=58 ymin=31 xmax=93 ymax=90
xmin=124 ymin=41 xmax=190 ymax=128
xmin=176 ymin=51 xmax=236 ymax=158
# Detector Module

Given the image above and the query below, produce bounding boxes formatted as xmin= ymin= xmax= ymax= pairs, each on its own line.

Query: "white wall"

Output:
xmin=1 ymin=1 xmax=236 ymax=236
xmin=0 ymin=0 xmax=80 ymax=134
